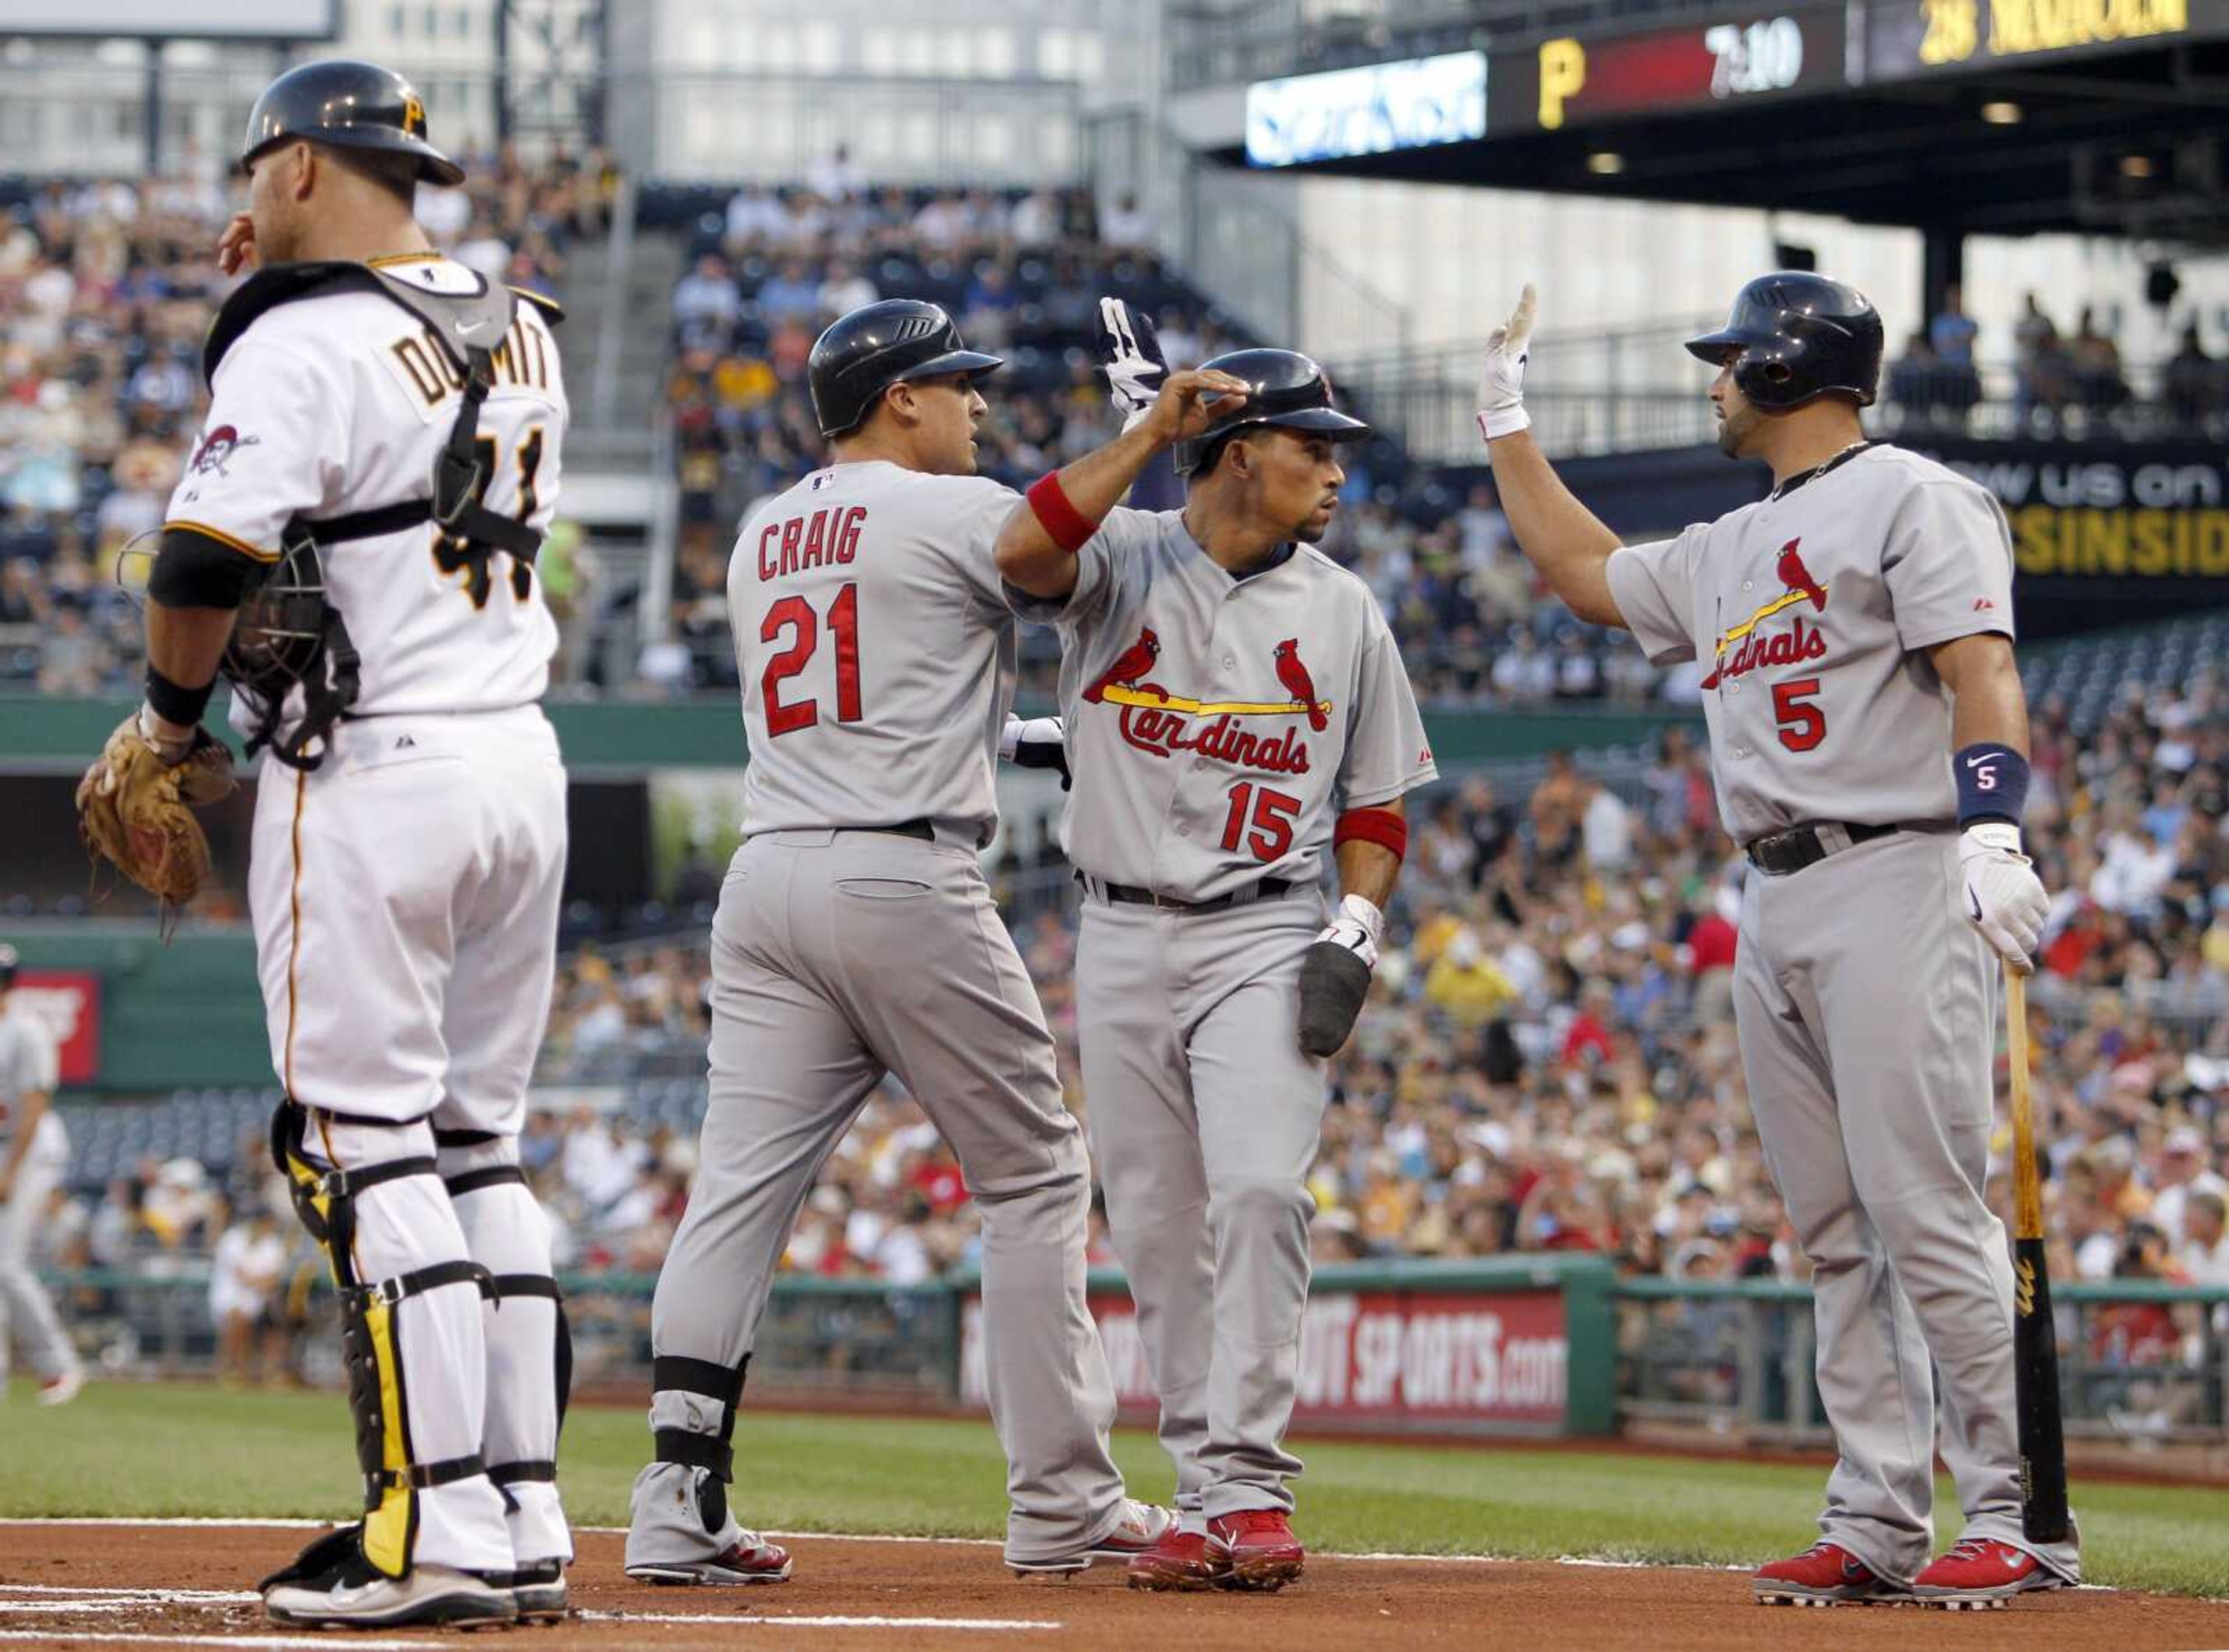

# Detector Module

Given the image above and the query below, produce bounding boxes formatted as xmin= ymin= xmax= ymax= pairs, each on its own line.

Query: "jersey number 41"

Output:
xmin=434 ymin=427 xmax=545 ymax=609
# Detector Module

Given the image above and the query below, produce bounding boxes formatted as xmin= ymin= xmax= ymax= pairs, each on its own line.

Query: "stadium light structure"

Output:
xmin=1980 ymin=102 xmax=2022 ymax=125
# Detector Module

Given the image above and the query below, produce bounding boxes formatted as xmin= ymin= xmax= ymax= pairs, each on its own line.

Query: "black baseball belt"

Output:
xmin=1744 ymin=820 xmax=1900 ymax=877
xmin=1079 ymin=872 xmax=1299 ymax=913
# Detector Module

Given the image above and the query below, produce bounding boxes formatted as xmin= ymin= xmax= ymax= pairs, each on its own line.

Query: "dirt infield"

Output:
xmin=3 ymin=1523 xmax=2228 ymax=1652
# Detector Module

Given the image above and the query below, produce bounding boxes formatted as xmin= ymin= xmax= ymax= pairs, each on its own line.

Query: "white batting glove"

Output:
xmin=1961 ymin=823 xmax=2048 ymax=975
xmin=1093 ymin=298 xmax=1169 ymax=433
xmin=1000 ymin=714 xmax=1070 ymax=789
xmin=1313 ymin=893 xmax=1385 ymax=972
xmin=1477 ymin=283 xmax=1537 ymax=441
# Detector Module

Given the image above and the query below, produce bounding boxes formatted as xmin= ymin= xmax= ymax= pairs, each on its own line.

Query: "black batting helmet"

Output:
xmin=808 ymin=301 xmax=1004 ymax=438
xmin=1685 ymin=272 xmax=1882 ymax=410
xmin=240 ymin=60 xmax=464 ymax=188
xmin=0 ymin=943 xmax=17 ymax=991
xmin=1171 ymin=348 xmax=1371 ymax=479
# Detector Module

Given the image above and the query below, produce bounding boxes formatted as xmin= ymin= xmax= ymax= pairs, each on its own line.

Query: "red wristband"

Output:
xmin=1334 ymin=806 xmax=1407 ymax=861
xmin=1026 ymin=471 xmax=1097 ymax=555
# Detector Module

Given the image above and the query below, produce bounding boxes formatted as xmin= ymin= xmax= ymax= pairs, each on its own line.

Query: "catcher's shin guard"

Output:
xmin=272 ymin=1102 xmax=498 ymax=1578
xmin=441 ymin=1131 xmax=573 ymax=1566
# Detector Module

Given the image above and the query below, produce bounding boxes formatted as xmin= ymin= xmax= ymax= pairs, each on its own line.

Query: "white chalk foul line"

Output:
xmin=0 ymin=1587 xmax=260 ymax=1603
xmin=0 ymin=1636 xmax=438 ymax=1650
xmin=578 ymin=1609 xmax=1058 ymax=1631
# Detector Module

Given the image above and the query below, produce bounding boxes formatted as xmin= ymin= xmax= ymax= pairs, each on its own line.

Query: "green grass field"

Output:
xmin=5 ymin=1379 xmax=2226 ymax=1597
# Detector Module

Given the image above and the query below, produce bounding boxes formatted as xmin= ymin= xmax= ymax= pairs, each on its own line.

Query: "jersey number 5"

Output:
xmin=762 ymin=583 xmax=863 ymax=737
xmin=1772 ymin=676 xmax=1827 ymax=752
xmin=434 ymin=427 xmax=543 ymax=608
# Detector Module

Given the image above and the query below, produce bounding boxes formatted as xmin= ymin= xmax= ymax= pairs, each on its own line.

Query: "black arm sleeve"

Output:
xmin=146 ymin=526 xmax=265 ymax=610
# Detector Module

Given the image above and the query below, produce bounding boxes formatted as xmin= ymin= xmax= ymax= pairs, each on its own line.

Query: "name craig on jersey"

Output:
xmin=753 ymin=505 xmax=866 ymax=582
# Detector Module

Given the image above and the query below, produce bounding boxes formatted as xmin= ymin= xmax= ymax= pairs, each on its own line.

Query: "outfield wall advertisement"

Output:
xmin=959 ymin=1279 xmax=1577 ymax=1433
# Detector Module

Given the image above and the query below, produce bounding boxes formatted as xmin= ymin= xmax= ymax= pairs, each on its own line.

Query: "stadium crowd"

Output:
xmin=33 ymin=665 xmax=2229 ymax=1408
xmin=518 ymin=672 xmax=2229 ymax=1314
xmin=0 ymin=146 xmax=612 ymax=692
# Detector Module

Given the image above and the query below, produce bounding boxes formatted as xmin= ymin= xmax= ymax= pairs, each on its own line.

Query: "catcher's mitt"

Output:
xmin=76 ymin=715 xmax=236 ymax=921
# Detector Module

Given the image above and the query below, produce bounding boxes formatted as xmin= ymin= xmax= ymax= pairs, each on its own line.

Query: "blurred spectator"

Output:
xmin=806 ymin=144 xmax=865 ymax=204
xmin=2071 ymin=306 xmax=2130 ymax=416
xmin=210 ymin=1207 xmax=288 ymax=1387
xmin=1928 ymin=283 xmax=1978 ymax=366
xmin=673 ymin=254 xmax=741 ymax=348
xmin=817 ymin=259 xmax=878 ymax=322
xmin=2164 ymin=322 xmax=2218 ymax=430
xmin=1102 ymin=190 xmax=1153 ymax=251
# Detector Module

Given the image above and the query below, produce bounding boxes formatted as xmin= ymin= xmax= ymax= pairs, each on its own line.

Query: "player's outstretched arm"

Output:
xmin=995 ymin=367 xmax=1251 ymax=600
xmin=1476 ymin=286 xmax=1626 ymax=629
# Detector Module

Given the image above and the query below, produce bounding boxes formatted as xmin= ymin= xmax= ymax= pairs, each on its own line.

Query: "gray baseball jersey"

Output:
xmin=0 ymin=1009 xmax=64 ymax=1173
xmin=731 ymin=462 xmax=1023 ymax=843
xmin=642 ymin=458 xmax=1138 ymax=1572
xmin=1014 ymin=506 xmax=1435 ymax=1528
xmin=1011 ymin=506 xmax=1438 ymax=900
xmin=1603 ymin=439 xmax=2077 ymax=1584
xmin=1606 ymin=444 xmax=2013 ymax=842
xmin=0 ymin=1002 xmax=73 ymax=1387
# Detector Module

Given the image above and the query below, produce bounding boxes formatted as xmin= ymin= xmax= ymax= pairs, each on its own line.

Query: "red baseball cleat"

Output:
xmin=1752 ymin=1542 xmax=1903 ymax=1606
xmin=1913 ymin=1538 xmax=2062 ymax=1610
xmin=1207 ymin=1509 xmax=1304 ymax=1593
xmin=1126 ymin=1528 xmax=1232 ymax=1593
xmin=625 ymin=1531 xmax=793 ymax=1586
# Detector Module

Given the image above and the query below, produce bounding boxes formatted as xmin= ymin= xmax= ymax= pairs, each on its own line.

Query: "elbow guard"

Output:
xmin=147 ymin=525 xmax=268 ymax=610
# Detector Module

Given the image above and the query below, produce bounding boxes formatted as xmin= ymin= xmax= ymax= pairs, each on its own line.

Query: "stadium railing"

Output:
xmin=46 ymin=1261 xmax=2229 ymax=1446
xmin=1619 ymin=1276 xmax=2229 ymax=1447
xmin=1332 ymin=329 xmax=2209 ymax=463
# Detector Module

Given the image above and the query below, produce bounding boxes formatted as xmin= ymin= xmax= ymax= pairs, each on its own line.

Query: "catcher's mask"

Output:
xmin=225 ymin=532 xmax=362 ymax=771
xmin=226 ymin=533 xmax=330 ymax=706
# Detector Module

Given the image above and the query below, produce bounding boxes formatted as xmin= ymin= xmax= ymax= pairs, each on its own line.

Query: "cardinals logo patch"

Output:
xmin=1700 ymin=538 xmax=1829 ymax=691
xmin=1087 ymin=629 xmax=1332 ymax=775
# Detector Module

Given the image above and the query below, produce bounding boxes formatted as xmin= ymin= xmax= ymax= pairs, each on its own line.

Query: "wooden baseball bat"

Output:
xmin=2006 ymin=970 xmax=2071 ymax=1544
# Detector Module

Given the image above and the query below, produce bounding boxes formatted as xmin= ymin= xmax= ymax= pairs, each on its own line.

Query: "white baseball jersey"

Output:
xmin=1012 ymin=507 xmax=1438 ymax=901
xmin=0 ymin=1007 xmax=66 ymax=1175
xmin=1606 ymin=444 xmax=2014 ymax=843
xmin=165 ymin=255 xmax=567 ymax=738
xmin=729 ymin=461 xmax=1025 ymax=844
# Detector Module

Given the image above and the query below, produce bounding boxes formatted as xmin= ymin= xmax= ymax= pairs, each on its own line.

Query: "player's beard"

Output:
xmin=1717 ymin=403 xmax=1762 ymax=459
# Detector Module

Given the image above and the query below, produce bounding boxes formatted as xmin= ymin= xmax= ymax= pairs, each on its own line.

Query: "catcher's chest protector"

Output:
xmin=207 ymin=262 xmax=556 ymax=770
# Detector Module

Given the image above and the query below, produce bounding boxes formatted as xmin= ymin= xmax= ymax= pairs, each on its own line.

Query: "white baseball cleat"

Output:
xmin=264 ymin=1562 xmax=517 ymax=1629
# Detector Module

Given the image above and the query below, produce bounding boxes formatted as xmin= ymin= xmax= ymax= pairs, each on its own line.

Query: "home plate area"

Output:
xmin=3 ymin=1525 xmax=2228 ymax=1652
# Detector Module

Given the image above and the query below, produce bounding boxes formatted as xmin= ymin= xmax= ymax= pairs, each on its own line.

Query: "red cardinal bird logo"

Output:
xmin=1084 ymin=626 xmax=1160 ymax=704
xmin=1776 ymin=539 xmax=1827 ymax=611
xmin=1273 ymin=639 xmax=1327 ymax=732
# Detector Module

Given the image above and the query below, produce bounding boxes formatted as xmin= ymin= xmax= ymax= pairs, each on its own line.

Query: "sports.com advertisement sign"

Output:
xmin=960 ymin=1284 xmax=1570 ymax=1431
xmin=13 ymin=971 xmax=101 ymax=1085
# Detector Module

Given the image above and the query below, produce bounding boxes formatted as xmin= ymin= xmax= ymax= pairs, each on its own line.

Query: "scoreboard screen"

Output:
xmin=1856 ymin=0 xmax=2215 ymax=81
xmin=1491 ymin=7 xmax=1851 ymax=132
